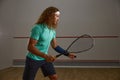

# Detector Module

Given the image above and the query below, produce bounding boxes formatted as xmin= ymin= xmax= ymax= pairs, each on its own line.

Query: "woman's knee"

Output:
xmin=48 ymin=74 xmax=58 ymax=80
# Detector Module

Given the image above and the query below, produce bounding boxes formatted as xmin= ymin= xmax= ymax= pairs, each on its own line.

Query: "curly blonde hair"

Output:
xmin=36 ymin=6 xmax=59 ymax=29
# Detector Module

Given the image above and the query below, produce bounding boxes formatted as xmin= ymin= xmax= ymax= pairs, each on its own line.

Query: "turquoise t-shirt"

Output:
xmin=27 ymin=24 xmax=56 ymax=60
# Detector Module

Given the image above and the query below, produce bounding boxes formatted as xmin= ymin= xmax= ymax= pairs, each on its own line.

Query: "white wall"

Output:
xmin=0 ymin=0 xmax=120 ymax=69
xmin=12 ymin=0 xmax=120 ymax=60
xmin=0 ymin=0 xmax=16 ymax=69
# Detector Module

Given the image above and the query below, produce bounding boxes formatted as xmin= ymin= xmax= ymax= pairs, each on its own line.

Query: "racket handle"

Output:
xmin=56 ymin=54 xmax=77 ymax=58
xmin=55 ymin=54 xmax=62 ymax=58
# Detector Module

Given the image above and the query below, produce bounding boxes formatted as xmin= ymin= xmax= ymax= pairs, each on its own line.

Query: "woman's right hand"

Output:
xmin=44 ymin=55 xmax=56 ymax=62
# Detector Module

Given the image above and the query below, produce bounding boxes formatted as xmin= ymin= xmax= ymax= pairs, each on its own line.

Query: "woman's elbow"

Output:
xmin=27 ymin=45 xmax=33 ymax=52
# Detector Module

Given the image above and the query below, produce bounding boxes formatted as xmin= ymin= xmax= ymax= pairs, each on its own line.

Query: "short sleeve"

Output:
xmin=53 ymin=30 xmax=56 ymax=39
xmin=30 ymin=25 xmax=42 ymax=40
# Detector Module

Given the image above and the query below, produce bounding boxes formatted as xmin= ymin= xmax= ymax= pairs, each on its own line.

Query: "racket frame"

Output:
xmin=56 ymin=34 xmax=94 ymax=58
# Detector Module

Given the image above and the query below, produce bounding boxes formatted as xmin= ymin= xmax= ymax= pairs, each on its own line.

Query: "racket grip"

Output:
xmin=56 ymin=54 xmax=77 ymax=58
xmin=55 ymin=54 xmax=62 ymax=58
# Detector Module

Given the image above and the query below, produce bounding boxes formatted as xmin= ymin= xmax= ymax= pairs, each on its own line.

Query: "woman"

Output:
xmin=23 ymin=6 xmax=75 ymax=80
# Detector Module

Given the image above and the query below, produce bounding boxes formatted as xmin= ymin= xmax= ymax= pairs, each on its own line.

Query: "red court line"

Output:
xmin=57 ymin=36 xmax=119 ymax=38
xmin=13 ymin=36 xmax=119 ymax=39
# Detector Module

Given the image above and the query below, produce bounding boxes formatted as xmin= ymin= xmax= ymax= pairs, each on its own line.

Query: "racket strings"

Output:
xmin=67 ymin=36 xmax=93 ymax=53
xmin=55 ymin=34 xmax=94 ymax=58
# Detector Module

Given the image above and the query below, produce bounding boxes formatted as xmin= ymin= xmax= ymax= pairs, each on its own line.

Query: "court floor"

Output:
xmin=0 ymin=67 xmax=120 ymax=80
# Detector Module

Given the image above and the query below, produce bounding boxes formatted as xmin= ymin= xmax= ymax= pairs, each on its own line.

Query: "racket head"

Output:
xmin=66 ymin=34 xmax=94 ymax=53
xmin=55 ymin=34 xmax=94 ymax=58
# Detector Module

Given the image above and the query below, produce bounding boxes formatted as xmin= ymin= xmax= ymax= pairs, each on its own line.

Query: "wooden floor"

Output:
xmin=0 ymin=67 xmax=120 ymax=80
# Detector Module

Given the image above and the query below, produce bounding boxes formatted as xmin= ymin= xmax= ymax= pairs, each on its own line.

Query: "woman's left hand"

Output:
xmin=68 ymin=53 xmax=76 ymax=59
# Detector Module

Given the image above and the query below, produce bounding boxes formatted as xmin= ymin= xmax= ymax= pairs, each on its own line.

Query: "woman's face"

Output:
xmin=54 ymin=11 xmax=60 ymax=24
xmin=50 ymin=11 xmax=60 ymax=25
